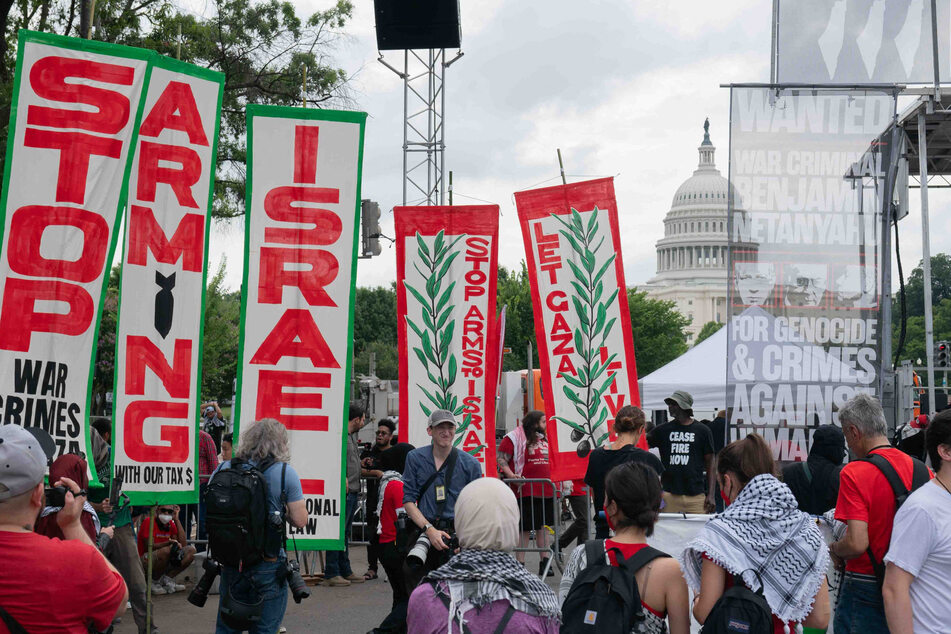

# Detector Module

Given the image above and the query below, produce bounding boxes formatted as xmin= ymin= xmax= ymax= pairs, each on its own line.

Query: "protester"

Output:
xmin=407 ymin=478 xmax=561 ymax=634
xmin=647 ymin=390 xmax=716 ymax=513
xmin=0 ymin=424 xmax=128 ymax=632
xmin=88 ymin=426 xmax=156 ymax=634
xmin=560 ymin=462 xmax=689 ymax=634
xmin=781 ymin=424 xmax=846 ymax=515
xmin=201 ymin=401 xmax=228 ymax=451
xmin=138 ymin=504 xmax=197 ymax=594
xmin=883 ymin=408 xmax=951 ymax=634
xmin=91 ymin=416 xmax=113 ymax=445
xmin=557 ymin=477 xmax=588 ymax=552
xmin=682 ymin=433 xmax=830 ymax=633
xmin=403 ymin=409 xmax=483 ymax=590
xmin=185 ymin=427 xmax=218 ymax=553
xmin=219 ymin=432 xmax=234 ymax=463
xmin=210 ymin=418 xmax=308 ymax=634
xmin=323 ymin=403 xmax=369 ymax=587
xmin=585 ymin=405 xmax=663 ymax=538
xmin=369 ymin=442 xmax=416 ymax=634
xmin=831 ymin=394 xmax=930 ymax=634
xmin=362 ymin=418 xmax=396 ymax=581
xmin=34 ymin=452 xmax=100 ymax=543
xmin=498 ymin=410 xmax=556 ymax=573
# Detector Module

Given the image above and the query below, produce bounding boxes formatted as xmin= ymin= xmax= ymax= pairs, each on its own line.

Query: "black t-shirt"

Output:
xmin=362 ymin=444 xmax=390 ymax=512
xmin=584 ymin=445 xmax=664 ymax=509
xmin=647 ymin=420 xmax=714 ymax=496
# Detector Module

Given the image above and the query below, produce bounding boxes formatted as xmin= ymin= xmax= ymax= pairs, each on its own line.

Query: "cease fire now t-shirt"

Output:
xmin=647 ymin=420 xmax=714 ymax=496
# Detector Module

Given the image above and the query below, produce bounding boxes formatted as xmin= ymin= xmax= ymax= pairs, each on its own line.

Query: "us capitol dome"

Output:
xmin=644 ymin=119 xmax=728 ymax=343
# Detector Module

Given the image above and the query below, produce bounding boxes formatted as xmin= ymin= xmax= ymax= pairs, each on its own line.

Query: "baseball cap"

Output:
xmin=204 ymin=406 xmax=215 ymax=415
xmin=664 ymin=390 xmax=694 ymax=410
xmin=427 ymin=409 xmax=456 ymax=428
xmin=0 ymin=425 xmax=49 ymax=500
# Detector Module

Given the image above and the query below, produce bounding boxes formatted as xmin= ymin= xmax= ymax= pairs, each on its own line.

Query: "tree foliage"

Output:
xmin=496 ymin=264 xmax=539 ymax=371
xmin=201 ymin=259 xmax=241 ymax=400
xmin=626 ymin=288 xmax=690 ymax=377
xmin=892 ymin=253 xmax=951 ymax=365
xmin=695 ymin=320 xmax=723 ymax=345
xmin=353 ymin=285 xmax=398 ymax=379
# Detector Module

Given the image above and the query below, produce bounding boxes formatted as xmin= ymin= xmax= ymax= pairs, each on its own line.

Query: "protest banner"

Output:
xmin=0 ymin=31 xmax=152 ymax=480
xmin=395 ymin=206 xmax=499 ymax=475
xmin=111 ymin=57 xmax=224 ymax=504
xmin=515 ymin=178 xmax=639 ymax=481
xmin=727 ymin=87 xmax=897 ymax=461
xmin=235 ymin=106 xmax=366 ymax=549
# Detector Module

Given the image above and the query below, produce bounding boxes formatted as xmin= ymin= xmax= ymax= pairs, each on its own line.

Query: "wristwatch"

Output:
xmin=422 ymin=523 xmax=432 ymax=532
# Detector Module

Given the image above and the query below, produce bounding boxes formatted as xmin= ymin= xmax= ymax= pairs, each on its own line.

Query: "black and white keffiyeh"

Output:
xmin=375 ymin=470 xmax=402 ymax=535
xmin=679 ymin=474 xmax=829 ymax=623
xmin=425 ymin=548 xmax=561 ymax=630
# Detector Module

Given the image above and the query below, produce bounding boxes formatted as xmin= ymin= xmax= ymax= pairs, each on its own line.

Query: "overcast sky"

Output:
xmin=204 ymin=0 xmax=951 ymax=293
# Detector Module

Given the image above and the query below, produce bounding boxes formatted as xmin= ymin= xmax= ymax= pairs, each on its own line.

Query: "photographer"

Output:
xmin=0 ymin=424 xmax=128 ymax=632
xmin=402 ymin=410 xmax=482 ymax=590
xmin=137 ymin=505 xmax=196 ymax=594
xmin=208 ymin=418 xmax=307 ymax=634
xmin=34 ymin=452 xmax=101 ymax=544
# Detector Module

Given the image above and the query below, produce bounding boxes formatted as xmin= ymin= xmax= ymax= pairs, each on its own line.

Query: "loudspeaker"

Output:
xmin=373 ymin=0 xmax=461 ymax=51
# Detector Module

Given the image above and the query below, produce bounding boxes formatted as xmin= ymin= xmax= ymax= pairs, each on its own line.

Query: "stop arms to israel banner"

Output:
xmin=395 ymin=206 xmax=500 ymax=475
xmin=726 ymin=87 xmax=897 ymax=460
xmin=0 ymin=31 xmax=152 ymax=479
xmin=111 ymin=57 xmax=224 ymax=504
xmin=236 ymin=106 xmax=366 ymax=549
xmin=515 ymin=178 xmax=640 ymax=481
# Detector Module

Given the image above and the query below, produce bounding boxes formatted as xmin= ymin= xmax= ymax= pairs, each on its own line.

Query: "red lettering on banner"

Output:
xmin=546 ymin=290 xmax=568 ymax=312
xmin=0 ymin=278 xmax=94 ymax=351
xmin=251 ymin=308 xmax=340 ymax=368
xmin=599 ymin=347 xmax=623 ymax=394
xmin=8 ymin=205 xmax=108 ymax=282
xmin=124 ymin=401 xmax=189 ymax=462
xmin=533 ymin=222 xmax=561 ymax=284
xmin=263 ymin=186 xmax=341 ymax=245
xmin=124 ymin=335 xmax=192 ymax=398
xmin=256 ymin=369 xmax=331 ymax=431
xmin=605 ymin=394 xmax=626 ymax=416
xmin=463 ymin=237 xmax=489 ymax=301
xmin=27 ymin=57 xmax=133 ymax=134
xmin=293 ymin=127 xmax=320 ymax=184
xmin=138 ymin=81 xmax=209 ymax=146
xmin=23 ymin=128 xmax=122 ymax=205
xmin=461 ymin=305 xmax=485 ymax=378
xmin=258 ymin=247 xmax=338 ymax=306
xmin=136 ymin=141 xmax=202 ymax=208
xmin=127 ymin=205 xmax=204 ymax=271
xmin=557 ymin=355 xmax=578 ymax=376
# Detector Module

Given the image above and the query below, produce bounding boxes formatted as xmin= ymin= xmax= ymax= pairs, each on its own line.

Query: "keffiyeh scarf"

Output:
xmin=503 ymin=426 xmax=527 ymax=475
xmin=376 ymin=470 xmax=402 ymax=535
xmin=425 ymin=549 xmax=561 ymax=632
xmin=39 ymin=502 xmax=101 ymax=535
xmin=679 ymin=474 xmax=829 ymax=624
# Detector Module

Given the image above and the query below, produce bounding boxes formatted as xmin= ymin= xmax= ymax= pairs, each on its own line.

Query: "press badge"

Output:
xmin=435 ymin=485 xmax=446 ymax=502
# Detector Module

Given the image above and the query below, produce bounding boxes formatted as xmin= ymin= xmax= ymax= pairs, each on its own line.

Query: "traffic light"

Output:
xmin=361 ymin=199 xmax=381 ymax=257
xmin=937 ymin=341 xmax=950 ymax=368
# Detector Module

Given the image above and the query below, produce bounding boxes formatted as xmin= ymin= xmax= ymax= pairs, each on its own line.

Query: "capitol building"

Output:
xmin=644 ymin=120 xmax=729 ymax=343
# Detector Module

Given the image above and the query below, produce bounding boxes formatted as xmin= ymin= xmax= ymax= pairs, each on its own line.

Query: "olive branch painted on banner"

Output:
xmin=550 ymin=207 xmax=619 ymax=458
xmin=404 ymin=230 xmax=483 ymax=455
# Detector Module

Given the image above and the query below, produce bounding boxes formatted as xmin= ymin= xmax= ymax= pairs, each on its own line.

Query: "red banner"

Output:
xmin=395 ymin=206 xmax=499 ymax=475
xmin=515 ymin=178 xmax=640 ymax=480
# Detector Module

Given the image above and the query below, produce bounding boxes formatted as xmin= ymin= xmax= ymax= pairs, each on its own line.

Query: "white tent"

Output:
xmin=638 ymin=325 xmax=727 ymax=410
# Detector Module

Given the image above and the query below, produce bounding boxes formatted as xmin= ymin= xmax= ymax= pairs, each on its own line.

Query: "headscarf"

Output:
xmin=424 ymin=478 xmax=561 ymax=632
xmin=679 ymin=474 xmax=829 ymax=624
xmin=34 ymin=453 xmax=100 ymax=542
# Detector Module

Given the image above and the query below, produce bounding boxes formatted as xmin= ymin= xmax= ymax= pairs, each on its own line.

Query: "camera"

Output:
xmin=45 ymin=485 xmax=67 ymax=508
xmin=187 ymin=557 xmax=221 ymax=608
xmin=281 ymin=558 xmax=311 ymax=604
xmin=169 ymin=541 xmax=186 ymax=567
xmin=406 ymin=531 xmax=458 ymax=564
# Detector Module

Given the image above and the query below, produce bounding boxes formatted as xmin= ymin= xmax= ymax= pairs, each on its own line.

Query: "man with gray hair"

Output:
xmin=831 ymin=393 xmax=931 ymax=634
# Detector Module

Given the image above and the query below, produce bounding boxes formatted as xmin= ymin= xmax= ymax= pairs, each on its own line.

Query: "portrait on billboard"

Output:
xmin=833 ymin=264 xmax=878 ymax=309
xmin=783 ymin=263 xmax=829 ymax=307
xmin=734 ymin=262 xmax=776 ymax=306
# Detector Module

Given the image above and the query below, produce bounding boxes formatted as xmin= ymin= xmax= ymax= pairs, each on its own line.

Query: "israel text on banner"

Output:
xmin=0 ymin=31 xmax=152 ymax=480
xmin=514 ymin=178 xmax=640 ymax=481
xmin=112 ymin=57 xmax=224 ymax=505
xmin=726 ymin=87 xmax=897 ymax=461
xmin=236 ymin=106 xmax=366 ymax=549
xmin=395 ymin=206 xmax=500 ymax=475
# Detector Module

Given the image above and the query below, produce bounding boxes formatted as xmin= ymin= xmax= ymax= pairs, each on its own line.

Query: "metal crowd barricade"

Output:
xmin=350 ymin=476 xmax=377 ymax=546
xmin=503 ymin=477 xmax=565 ymax=576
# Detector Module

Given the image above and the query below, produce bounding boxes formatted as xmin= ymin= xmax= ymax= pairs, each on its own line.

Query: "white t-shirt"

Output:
xmin=884 ymin=479 xmax=951 ymax=634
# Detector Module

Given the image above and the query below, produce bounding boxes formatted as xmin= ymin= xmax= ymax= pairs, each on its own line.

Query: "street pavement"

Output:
xmin=116 ymin=546 xmax=566 ymax=633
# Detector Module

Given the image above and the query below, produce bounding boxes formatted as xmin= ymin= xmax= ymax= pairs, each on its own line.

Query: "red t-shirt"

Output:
xmin=835 ymin=447 xmax=926 ymax=575
xmin=0 ymin=531 xmax=125 ymax=633
xmin=137 ymin=517 xmax=179 ymax=557
xmin=499 ymin=436 xmax=553 ymax=497
xmin=603 ymin=541 xmax=663 ymax=618
xmin=380 ymin=479 xmax=404 ymax=544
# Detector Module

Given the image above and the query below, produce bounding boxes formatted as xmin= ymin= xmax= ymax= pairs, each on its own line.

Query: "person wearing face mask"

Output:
xmin=137 ymin=504 xmax=196 ymax=595
xmin=682 ymin=433 xmax=830 ymax=634
xmin=0 ymin=424 xmax=128 ymax=632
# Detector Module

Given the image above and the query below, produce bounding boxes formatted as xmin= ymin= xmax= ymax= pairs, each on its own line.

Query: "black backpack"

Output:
xmin=205 ymin=458 xmax=277 ymax=568
xmin=562 ymin=541 xmax=668 ymax=634
xmin=862 ymin=452 xmax=930 ymax=584
xmin=701 ymin=571 xmax=773 ymax=634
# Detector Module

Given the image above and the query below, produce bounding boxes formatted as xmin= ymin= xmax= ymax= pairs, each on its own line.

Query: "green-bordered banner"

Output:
xmin=235 ymin=106 xmax=366 ymax=550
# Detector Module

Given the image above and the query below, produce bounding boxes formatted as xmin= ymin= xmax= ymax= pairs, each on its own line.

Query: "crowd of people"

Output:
xmin=1 ymin=392 xmax=950 ymax=633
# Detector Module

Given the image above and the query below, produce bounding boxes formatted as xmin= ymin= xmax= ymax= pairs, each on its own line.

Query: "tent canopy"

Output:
xmin=639 ymin=326 xmax=727 ymax=411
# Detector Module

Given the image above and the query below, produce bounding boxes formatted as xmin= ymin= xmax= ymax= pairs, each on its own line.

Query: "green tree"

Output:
xmin=897 ymin=254 xmax=951 ymax=319
xmin=892 ymin=298 xmax=951 ymax=365
xmin=91 ymin=266 xmax=120 ymax=415
xmin=497 ymin=264 xmax=538 ymax=371
xmin=627 ymin=288 xmax=690 ymax=377
xmin=695 ymin=320 xmax=723 ymax=345
xmin=353 ymin=285 xmax=398 ymax=379
xmin=201 ymin=259 xmax=241 ymax=400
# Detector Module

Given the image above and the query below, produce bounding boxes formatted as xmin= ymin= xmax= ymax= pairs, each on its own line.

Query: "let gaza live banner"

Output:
xmin=515 ymin=179 xmax=640 ymax=481
xmin=395 ymin=206 xmax=500 ymax=475
xmin=0 ymin=31 xmax=152 ymax=481
xmin=111 ymin=58 xmax=224 ymax=504
xmin=235 ymin=106 xmax=366 ymax=549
